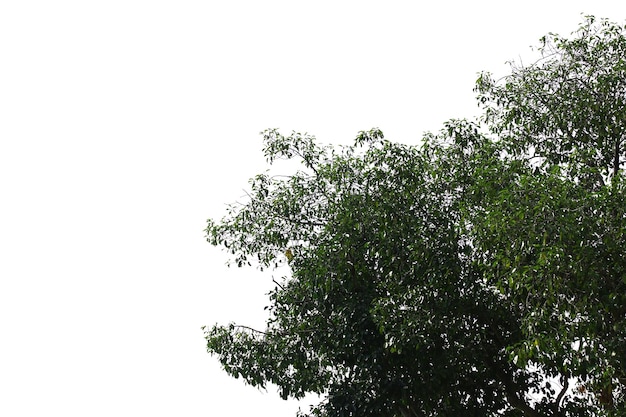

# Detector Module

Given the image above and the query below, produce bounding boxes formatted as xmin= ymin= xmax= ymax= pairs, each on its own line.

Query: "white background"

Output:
xmin=1 ymin=1 xmax=624 ymax=416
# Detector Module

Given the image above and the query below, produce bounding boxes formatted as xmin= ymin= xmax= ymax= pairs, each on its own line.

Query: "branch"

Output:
xmin=505 ymin=390 xmax=541 ymax=417
xmin=233 ymin=325 xmax=269 ymax=335
xmin=272 ymin=277 xmax=286 ymax=291
xmin=491 ymin=362 xmax=541 ymax=417
xmin=233 ymin=323 xmax=320 ymax=338
xmin=292 ymin=147 xmax=320 ymax=176
xmin=555 ymin=376 xmax=569 ymax=414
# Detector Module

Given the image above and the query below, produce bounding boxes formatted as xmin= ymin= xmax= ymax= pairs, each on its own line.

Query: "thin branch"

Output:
xmin=233 ymin=323 xmax=320 ymax=338
xmin=293 ymin=148 xmax=320 ymax=176
xmin=272 ymin=277 xmax=286 ymax=291
xmin=233 ymin=325 xmax=269 ymax=335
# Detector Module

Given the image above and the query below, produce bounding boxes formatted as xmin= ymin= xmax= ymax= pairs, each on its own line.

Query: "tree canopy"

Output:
xmin=204 ymin=16 xmax=626 ymax=417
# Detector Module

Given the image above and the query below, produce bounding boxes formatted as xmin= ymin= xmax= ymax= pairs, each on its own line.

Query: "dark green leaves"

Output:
xmin=205 ymin=16 xmax=626 ymax=417
xmin=476 ymin=16 xmax=626 ymax=189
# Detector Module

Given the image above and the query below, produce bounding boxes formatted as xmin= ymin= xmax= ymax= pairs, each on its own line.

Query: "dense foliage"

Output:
xmin=204 ymin=17 xmax=626 ymax=417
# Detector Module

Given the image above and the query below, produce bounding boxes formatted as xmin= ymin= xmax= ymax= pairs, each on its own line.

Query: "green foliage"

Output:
xmin=476 ymin=15 xmax=626 ymax=187
xmin=204 ymin=16 xmax=626 ymax=417
xmin=473 ymin=16 xmax=626 ymax=414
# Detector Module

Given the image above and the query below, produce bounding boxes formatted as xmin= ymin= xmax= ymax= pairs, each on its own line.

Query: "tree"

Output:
xmin=204 ymin=16 xmax=626 ymax=417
